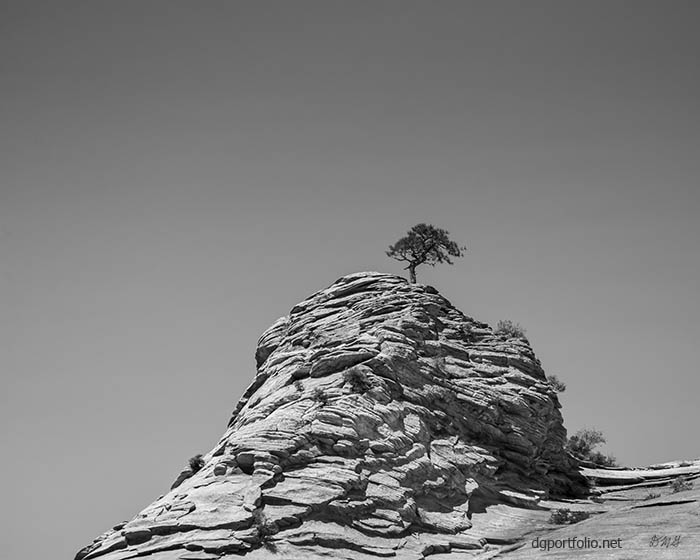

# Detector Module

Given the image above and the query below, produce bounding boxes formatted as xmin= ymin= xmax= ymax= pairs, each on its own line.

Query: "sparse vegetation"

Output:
xmin=252 ymin=508 xmax=274 ymax=538
xmin=494 ymin=320 xmax=527 ymax=340
xmin=432 ymin=417 xmax=451 ymax=437
xmin=461 ymin=324 xmax=476 ymax=342
xmin=311 ymin=387 xmax=329 ymax=404
xmin=549 ymin=508 xmax=591 ymax=524
xmin=188 ymin=454 xmax=205 ymax=473
xmin=587 ymin=451 xmax=618 ymax=468
xmin=252 ymin=508 xmax=277 ymax=551
xmin=548 ymin=375 xmax=567 ymax=393
xmin=671 ymin=477 xmax=694 ymax=493
xmin=344 ymin=368 xmax=372 ymax=393
xmin=386 ymin=223 xmax=466 ymax=283
xmin=566 ymin=428 xmax=618 ymax=467
xmin=643 ymin=492 xmax=661 ymax=500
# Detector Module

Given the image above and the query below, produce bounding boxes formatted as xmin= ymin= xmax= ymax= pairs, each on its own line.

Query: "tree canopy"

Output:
xmin=565 ymin=428 xmax=618 ymax=467
xmin=386 ymin=223 xmax=466 ymax=283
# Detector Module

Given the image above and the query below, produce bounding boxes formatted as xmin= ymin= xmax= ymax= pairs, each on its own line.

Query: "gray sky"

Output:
xmin=2 ymin=2 xmax=699 ymax=559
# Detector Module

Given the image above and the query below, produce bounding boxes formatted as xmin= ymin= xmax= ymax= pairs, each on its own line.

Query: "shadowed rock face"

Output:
xmin=76 ymin=272 xmax=586 ymax=560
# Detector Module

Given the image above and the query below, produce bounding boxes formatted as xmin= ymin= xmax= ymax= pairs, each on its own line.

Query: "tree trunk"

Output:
xmin=408 ymin=264 xmax=417 ymax=284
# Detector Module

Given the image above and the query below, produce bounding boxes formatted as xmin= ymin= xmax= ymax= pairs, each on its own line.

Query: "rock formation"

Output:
xmin=76 ymin=272 xmax=698 ymax=560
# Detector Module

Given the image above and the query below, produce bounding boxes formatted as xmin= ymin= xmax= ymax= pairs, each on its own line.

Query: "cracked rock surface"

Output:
xmin=499 ymin=461 xmax=700 ymax=559
xmin=76 ymin=272 xmax=589 ymax=560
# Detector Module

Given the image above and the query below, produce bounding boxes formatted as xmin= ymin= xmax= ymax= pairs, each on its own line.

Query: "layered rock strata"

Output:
xmin=76 ymin=272 xmax=586 ymax=560
xmin=498 ymin=461 xmax=700 ymax=559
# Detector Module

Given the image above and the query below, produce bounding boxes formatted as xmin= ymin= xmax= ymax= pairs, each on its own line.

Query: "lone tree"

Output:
xmin=386 ymin=223 xmax=466 ymax=283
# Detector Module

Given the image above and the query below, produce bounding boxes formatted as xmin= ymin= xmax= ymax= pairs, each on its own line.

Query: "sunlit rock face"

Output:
xmin=76 ymin=272 xmax=585 ymax=560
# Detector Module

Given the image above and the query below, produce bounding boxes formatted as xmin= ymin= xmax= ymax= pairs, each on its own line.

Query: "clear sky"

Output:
xmin=2 ymin=2 xmax=699 ymax=559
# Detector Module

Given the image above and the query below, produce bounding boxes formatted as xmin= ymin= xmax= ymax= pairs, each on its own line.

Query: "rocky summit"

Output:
xmin=76 ymin=272 xmax=698 ymax=560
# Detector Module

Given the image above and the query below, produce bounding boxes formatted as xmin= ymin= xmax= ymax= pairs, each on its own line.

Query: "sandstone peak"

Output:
xmin=76 ymin=272 xmax=697 ymax=560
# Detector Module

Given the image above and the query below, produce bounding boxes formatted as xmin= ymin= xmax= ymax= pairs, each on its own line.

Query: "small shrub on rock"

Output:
xmin=252 ymin=508 xmax=277 ymax=551
xmin=188 ymin=454 xmax=205 ymax=473
xmin=311 ymin=387 xmax=329 ymax=404
xmin=494 ymin=320 xmax=527 ymax=340
xmin=671 ymin=477 xmax=694 ymax=493
xmin=252 ymin=508 xmax=274 ymax=538
xmin=431 ymin=418 xmax=450 ymax=437
xmin=548 ymin=375 xmax=566 ymax=393
xmin=171 ymin=455 xmax=205 ymax=489
xmin=344 ymin=368 xmax=372 ymax=393
xmin=549 ymin=508 xmax=591 ymax=525
xmin=643 ymin=492 xmax=661 ymax=500
xmin=461 ymin=324 xmax=477 ymax=342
